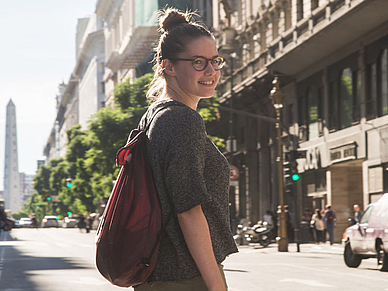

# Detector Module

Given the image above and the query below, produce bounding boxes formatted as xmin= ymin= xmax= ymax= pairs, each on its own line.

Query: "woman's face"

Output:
xmin=170 ymin=36 xmax=221 ymax=100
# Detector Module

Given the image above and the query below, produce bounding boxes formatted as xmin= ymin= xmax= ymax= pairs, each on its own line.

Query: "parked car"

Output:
xmin=19 ymin=217 xmax=32 ymax=228
xmin=62 ymin=216 xmax=77 ymax=228
xmin=13 ymin=220 xmax=21 ymax=228
xmin=42 ymin=216 xmax=59 ymax=228
xmin=343 ymin=194 xmax=388 ymax=271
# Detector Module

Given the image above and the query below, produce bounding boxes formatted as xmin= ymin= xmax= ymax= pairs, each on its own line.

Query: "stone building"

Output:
xmin=95 ymin=0 xmax=212 ymax=106
xmin=213 ymin=0 xmax=388 ymax=242
xmin=44 ymin=13 xmax=105 ymax=161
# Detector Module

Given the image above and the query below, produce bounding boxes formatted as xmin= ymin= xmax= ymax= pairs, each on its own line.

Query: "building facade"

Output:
xmin=44 ymin=13 xmax=105 ymax=161
xmin=96 ymin=0 xmax=210 ymax=106
xmin=213 ymin=0 xmax=388 ymax=242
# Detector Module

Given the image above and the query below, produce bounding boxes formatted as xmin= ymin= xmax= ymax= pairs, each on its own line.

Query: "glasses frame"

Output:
xmin=168 ymin=56 xmax=225 ymax=71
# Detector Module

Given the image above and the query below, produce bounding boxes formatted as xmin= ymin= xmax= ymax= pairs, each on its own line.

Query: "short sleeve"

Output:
xmin=164 ymin=110 xmax=212 ymax=213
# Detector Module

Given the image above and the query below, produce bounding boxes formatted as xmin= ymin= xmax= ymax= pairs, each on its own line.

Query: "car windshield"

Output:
xmin=359 ymin=205 xmax=375 ymax=224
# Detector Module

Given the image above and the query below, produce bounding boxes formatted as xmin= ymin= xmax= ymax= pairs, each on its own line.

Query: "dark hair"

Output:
xmin=147 ymin=7 xmax=215 ymax=100
xmin=316 ymin=209 xmax=322 ymax=219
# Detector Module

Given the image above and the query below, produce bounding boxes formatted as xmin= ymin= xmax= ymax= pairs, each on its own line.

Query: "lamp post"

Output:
xmin=226 ymin=53 xmax=237 ymax=154
xmin=226 ymin=53 xmax=237 ymax=234
xmin=270 ymin=76 xmax=288 ymax=252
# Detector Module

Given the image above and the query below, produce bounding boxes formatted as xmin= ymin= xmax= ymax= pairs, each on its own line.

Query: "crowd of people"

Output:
xmin=262 ymin=203 xmax=363 ymax=245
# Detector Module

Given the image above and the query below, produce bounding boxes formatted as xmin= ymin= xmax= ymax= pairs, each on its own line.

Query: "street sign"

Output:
xmin=230 ymin=165 xmax=239 ymax=181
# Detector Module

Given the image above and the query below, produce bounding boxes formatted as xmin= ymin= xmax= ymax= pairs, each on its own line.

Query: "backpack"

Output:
xmin=326 ymin=210 xmax=335 ymax=224
xmin=95 ymin=105 xmax=171 ymax=287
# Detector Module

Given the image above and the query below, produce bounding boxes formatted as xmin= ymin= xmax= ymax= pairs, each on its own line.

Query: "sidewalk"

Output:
xmin=242 ymin=242 xmax=343 ymax=255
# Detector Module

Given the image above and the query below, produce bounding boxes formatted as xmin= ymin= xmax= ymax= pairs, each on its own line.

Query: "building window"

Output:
xmin=339 ymin=68 xmax=353 ymax=129
xmin=272 ymin=12 xmax=279 ymax=40
xmin=297 ymin=0 xmax=304 ymax=21
xmin=353 ymin=71 xmax=361 ymax=122
xmin=329 ymin=81 xmax=338 ymax=130
xmin=311 ymin=0 xmax=319 ymax=10
xmin=284 ymin=6 xmax=292 ymax=31
xmin=378 ymin=48 xmax=388 ymax=116
xmin=329 ymin=68 xmax=361 ymax=130
xmin=298 ymin=93 xmax=307 ymax=127
xmin=308 ymin=86 xmax=319 ymax=140
xmin=367 ymin=63 xmax=377 ymax=119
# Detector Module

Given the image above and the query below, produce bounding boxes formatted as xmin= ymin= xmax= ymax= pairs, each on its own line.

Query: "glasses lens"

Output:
xmin=211 ymin=57 xmax=225 ymax=70
xmin=192 ymin=57 xmax=207 ymax=71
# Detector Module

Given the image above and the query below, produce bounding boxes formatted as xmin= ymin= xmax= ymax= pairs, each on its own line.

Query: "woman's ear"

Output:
xmin=162 ymin=59 xmax=176 ymax=77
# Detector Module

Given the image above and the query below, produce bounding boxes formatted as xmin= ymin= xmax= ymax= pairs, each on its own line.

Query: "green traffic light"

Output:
xmin=67 ymin=183 xmax=73 ymax=188
xmin=292 ymin=174 xmax=300 ymax=181
xmin=47 ymin=196 xmax=52 ymax=201
xmin=67 ymin=211 xmax=72 ymax=215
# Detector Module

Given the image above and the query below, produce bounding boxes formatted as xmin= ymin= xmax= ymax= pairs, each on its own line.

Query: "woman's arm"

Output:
xmin=177 ymin=205 xmax=226 ymax=291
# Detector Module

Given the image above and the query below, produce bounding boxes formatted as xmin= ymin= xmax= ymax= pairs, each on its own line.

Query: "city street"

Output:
xmin=1 ymin=228 xmax=388 ymax=290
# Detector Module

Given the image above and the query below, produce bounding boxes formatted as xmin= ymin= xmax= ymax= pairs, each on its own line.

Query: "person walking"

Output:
xmin=311 ymin=209 xmax=325 ymax=244
xmin=133 ymin=8 xmax=238 ymax=291
xmin=284 ymin=205 xmax=295 ymax=242
xmin=323 ymin=205 xmax=337 ymax=245
xmin=353 ymin=204 xmax=363 ymax=223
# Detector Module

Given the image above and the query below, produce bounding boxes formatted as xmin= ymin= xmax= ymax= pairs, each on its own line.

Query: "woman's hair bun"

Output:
xmin=159 ymin=8 xmax=189 ymax=33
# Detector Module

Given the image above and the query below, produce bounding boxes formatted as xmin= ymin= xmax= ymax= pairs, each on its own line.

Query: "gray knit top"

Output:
xmin=138 ymin=99 xmax=238 ymax=282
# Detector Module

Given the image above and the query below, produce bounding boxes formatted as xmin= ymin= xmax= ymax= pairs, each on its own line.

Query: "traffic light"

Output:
xmin=66 ymin=178 xmax=73 ymax=188
xmin=291 ymin=160 xmax=299 ymax=181
xmin=44 ymin=195 xmax=52 ymax=201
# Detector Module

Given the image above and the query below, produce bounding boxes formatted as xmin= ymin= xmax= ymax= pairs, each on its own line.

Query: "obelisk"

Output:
xmin=3 ymin=99 xmax=21 ymax=212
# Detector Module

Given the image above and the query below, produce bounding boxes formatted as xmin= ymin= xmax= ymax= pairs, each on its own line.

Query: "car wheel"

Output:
xmin=344 ymin=241 xmax=362 ymax=268
xmin=377 ymin=242 xmax=388 ymax=271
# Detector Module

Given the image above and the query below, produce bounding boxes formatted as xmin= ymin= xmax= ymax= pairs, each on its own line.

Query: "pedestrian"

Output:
xmin=31 ymin=215 xmax=38 ymax=229
xmin=353 ymin=204 xmax=363 ymax=223
xmin=311 ymin=209 xmax=325 ymax=244
xmin=133 ymin=8 xmax=238 ymax=291
xmin=263 ymin=210 xmax=274 ymax=225
xmin=302 ymin=209 xmax=313 ymax=241
xmin=86 ymin=213 xmax=94 ymax=233
xmin=284 ymin=205 xmax=295 ymax=242
xmin=323 ymin=205 xmax=336 ymax=245
xmin=320 ymin=209 xmax=327 ymax=243
xmin=77 ymin=214 xmax=86 ymax=233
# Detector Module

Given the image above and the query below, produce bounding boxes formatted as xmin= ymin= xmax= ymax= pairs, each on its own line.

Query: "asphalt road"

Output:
xmin=1 ymin=228 xmax=388 ymax=291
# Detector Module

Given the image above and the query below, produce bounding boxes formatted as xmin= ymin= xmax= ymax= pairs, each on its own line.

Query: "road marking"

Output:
xmin=69 ymin=277 xmax=107 ymax=285
xmin=0 ymin=240 xmax=5 ymax=283
xmin=280 ymin=278 xmax=335 ymax=287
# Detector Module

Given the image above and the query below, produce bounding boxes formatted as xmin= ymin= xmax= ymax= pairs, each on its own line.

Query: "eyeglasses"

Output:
xmin=169 ymin=56 xmax=225 ymax=71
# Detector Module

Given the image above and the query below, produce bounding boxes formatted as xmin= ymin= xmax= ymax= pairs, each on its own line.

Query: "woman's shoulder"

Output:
xmin=149 ymin=100 xmax=205 ymax=131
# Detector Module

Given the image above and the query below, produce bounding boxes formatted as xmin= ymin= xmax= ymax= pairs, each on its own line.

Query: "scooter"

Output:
xmin=244 ymin=221 xmax=275 ymax=247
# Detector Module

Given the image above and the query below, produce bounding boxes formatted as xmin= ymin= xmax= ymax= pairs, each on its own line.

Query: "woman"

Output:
xmin=134 ymin=8 xmax=238 ymax=291
xmin=311 ymin=209 xmax=325 ymax=244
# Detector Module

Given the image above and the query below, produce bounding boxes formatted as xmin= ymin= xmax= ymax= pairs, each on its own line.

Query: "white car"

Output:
xmin=19 ymin=217 xmax=32 ymax=228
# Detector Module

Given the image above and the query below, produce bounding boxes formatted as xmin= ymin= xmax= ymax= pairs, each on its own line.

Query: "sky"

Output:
xmin=0 ymin=0 xmax=98 ymax=191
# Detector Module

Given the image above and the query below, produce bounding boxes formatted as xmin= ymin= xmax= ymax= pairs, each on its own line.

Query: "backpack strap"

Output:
xmin=141 ymin=101 xmax=178 ymax=133
xmin=138 ymin=101 xmax=179 ymax=266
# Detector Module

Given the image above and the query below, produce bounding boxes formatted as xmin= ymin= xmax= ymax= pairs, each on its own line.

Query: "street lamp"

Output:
xmin=226 ymin=52 xmax=237 ymax=154
xmin=270 ymin=76 xmax=288 ymax=252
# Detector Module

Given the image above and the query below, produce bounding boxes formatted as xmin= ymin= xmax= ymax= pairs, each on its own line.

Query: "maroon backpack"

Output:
xmin=95 ymin=105 xmax=171 ymax=287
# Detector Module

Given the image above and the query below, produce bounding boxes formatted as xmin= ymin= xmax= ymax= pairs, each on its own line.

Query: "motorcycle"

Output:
xmin=244 ymin=221 xmax=275 ymax=247
xmin=0 ymin=218 xmax=15 ymax=231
